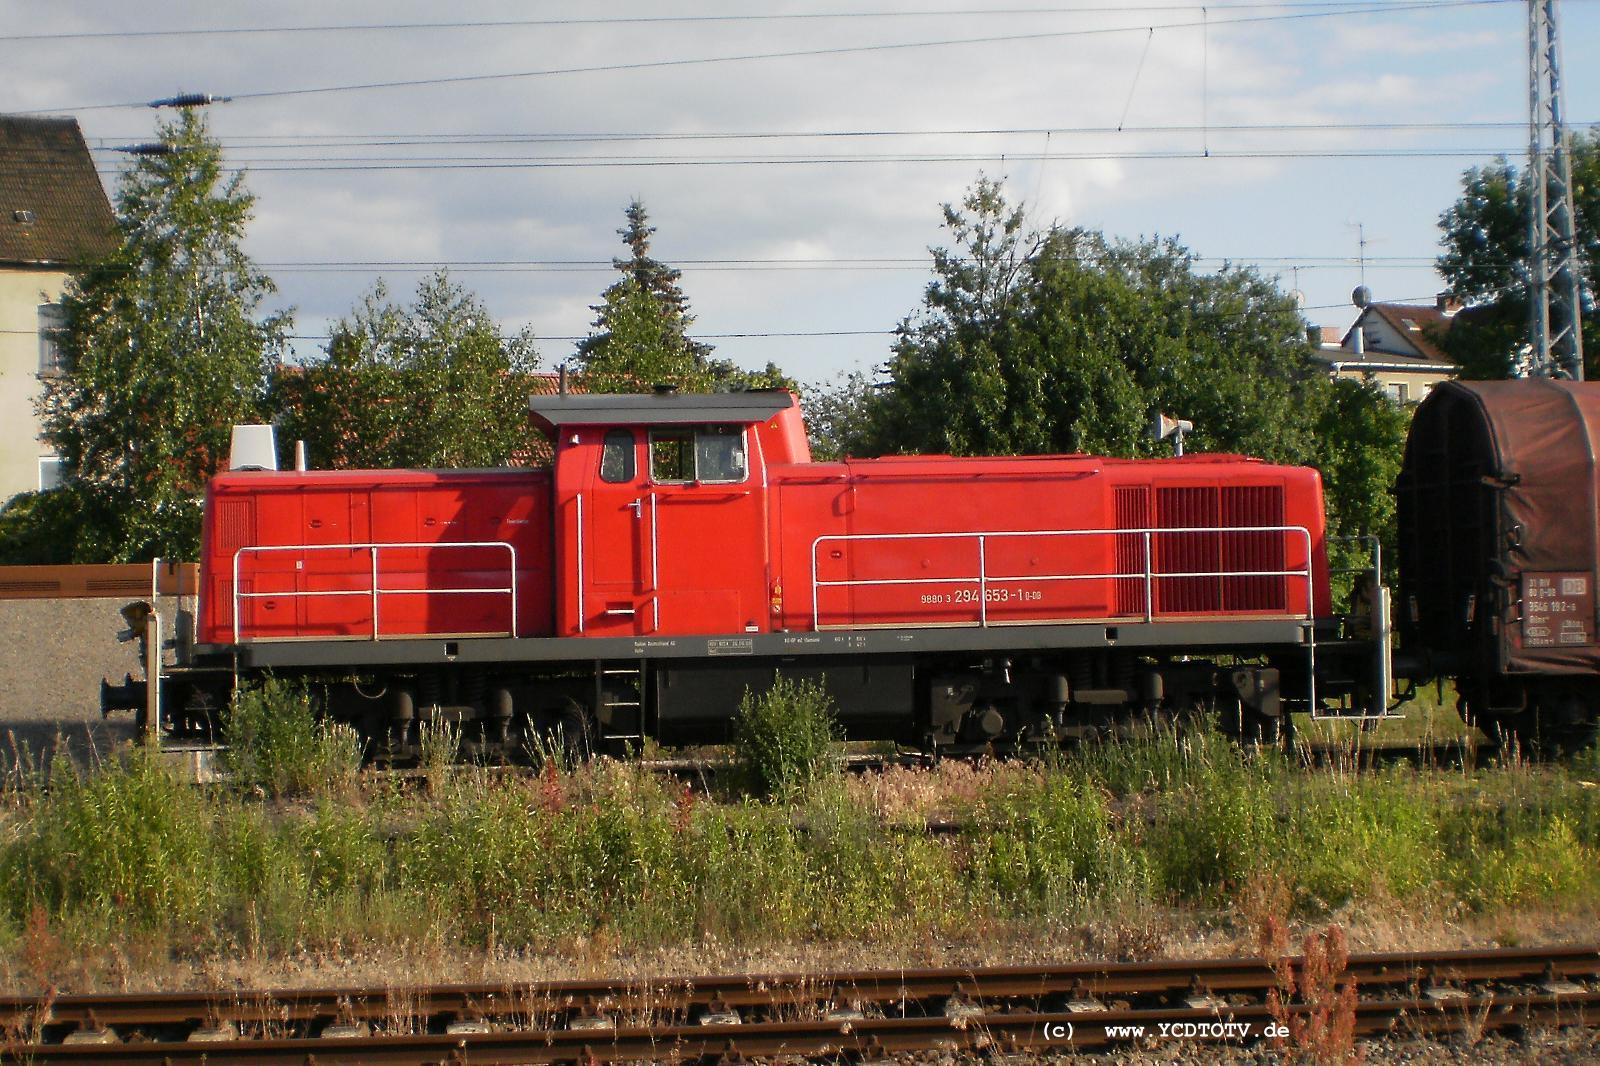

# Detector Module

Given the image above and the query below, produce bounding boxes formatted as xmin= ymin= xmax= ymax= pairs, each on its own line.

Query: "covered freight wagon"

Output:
xmin=1396 ymin=378 xmax=1600 ymax=752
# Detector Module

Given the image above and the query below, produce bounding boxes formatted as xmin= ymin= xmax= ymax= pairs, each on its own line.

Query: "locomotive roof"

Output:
xmin=528 ymin=389 xmax=795 ymax=431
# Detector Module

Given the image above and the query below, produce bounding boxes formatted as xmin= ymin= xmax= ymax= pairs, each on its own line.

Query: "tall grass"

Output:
xmin=0 ymin=728 xmax=1596 ymax=981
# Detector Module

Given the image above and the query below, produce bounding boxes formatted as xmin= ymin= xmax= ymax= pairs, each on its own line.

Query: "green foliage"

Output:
xmin=34 ymin=110 xmax=289 ymax=561
xmin=222 ymin=678 xmax=362 ymax=799
xmin=1436 ymin=133 xmax=1600 ymax=378
xmin=848 ymin=177 xmax=1402 ymax=554
xmin=733 ymin=675 xmax=843 ymax=799
xmin=801 ymin=371 xmax=876 ymax=460
xmin=1145 ymin=752 xmax=1279 ymax=899
xmin=1310 ymin=377 xmax=1409 ymax=600
xmin=275 ymin=271 xmax=539 ymax=469
xmin=1285 ymin=776 xmax=1442 ymax=906
xmin=861 ymin=176 xmax=1319 ymax=466
xmin=4 ymin=737 xmax=1600 ymax=967
xmin=1069 ymin=719 xmax=1249 ymax=798
xmin=0 ymin=484 xmax=121 ymax=565
xmin=970 ymin=770 xmax=1148 ymax=913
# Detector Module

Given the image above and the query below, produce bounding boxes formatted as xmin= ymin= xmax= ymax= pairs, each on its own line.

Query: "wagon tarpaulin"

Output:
xmin=1404 ymin=379 xmax=1600 ymax=674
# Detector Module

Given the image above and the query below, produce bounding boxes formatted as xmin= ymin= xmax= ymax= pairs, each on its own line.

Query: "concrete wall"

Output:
xmin=0 ymin=596 xmax=158 ymax=758
xmin=0 ymin=266 xmax=69 ymax=502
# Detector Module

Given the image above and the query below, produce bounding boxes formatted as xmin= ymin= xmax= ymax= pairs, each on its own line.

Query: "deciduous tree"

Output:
xmin=274 ymin=271 xmax=539 ymax=469
xmin=29 ymin=109 xmax=289 ymax=561
xmin=857 ymin=177 xmax=1405 ymax=574
xmin=1435 ymin=133 xmax=1600 ymax=378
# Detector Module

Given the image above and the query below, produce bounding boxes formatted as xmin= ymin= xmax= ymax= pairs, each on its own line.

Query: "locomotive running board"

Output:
xmin=212 ymin=618 xmax=1315 ymax=671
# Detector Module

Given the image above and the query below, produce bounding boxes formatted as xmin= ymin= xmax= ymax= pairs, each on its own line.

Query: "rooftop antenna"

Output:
xmin=1526 ymin=0 xmax=1585 ymax=380
xmin=1346 ymin=221 xmax=1383 ymax=291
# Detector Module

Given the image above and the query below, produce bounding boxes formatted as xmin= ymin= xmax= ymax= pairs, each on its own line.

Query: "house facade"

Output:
xmin=0 ymin=116 xmax=115 ymax=502
xmin=1310 ymin=299 xmax=1460 ymax=405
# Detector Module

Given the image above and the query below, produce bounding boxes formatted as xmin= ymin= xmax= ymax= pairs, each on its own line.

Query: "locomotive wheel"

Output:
xmin=528 ymin=700 xmax=595 ymax=767
xmin=1217 ymin=696 xmax=1283 ymax=747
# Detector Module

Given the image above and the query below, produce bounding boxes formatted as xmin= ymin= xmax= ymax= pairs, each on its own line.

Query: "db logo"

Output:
xmin=1044 ymin=1022 xmax=1074 ymax=1041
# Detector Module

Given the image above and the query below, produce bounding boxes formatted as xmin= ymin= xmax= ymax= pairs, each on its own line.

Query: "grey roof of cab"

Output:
xmin=528 ymin=390 xmax=795 ymax=430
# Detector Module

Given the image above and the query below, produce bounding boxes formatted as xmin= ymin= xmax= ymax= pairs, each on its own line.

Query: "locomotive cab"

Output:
xmin=530 ymin=389 xmax=807 ymax=640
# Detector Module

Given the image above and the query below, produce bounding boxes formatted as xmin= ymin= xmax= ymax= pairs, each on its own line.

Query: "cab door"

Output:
xmin=584 ymin=428 xmax=653 ymax=635
xmin=647 ymin=424 xmax=767 ymax=635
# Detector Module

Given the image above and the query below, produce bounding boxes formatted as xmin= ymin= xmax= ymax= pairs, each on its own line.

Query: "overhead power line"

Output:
xmin=245 ymin=255 xmax=1440 ymax=275
xmin=23 ymin=0 xmax=1509 ymax=112
xmin=84 ymin=119 xmax=1569 ymax=150
xmin=86 ymin=146 xmax=1541 ymax=180
xmin=0 ymin=2 xmax=1507 ymax=43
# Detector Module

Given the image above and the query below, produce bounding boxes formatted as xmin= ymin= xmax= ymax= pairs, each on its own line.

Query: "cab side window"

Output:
xmin=600 ymin=429 xmax=636 ymax=483
xmin=650 ymin=428 xmax=694 ymax=482
xmin=695 ymin=426 xmax=747 ymax=483
xmin=649 ymin=426 xmax=747 ymax=484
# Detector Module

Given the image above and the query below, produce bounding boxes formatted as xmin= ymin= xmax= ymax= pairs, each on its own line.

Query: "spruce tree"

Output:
xmin=575 ymin=200 xmax=714 ymax=390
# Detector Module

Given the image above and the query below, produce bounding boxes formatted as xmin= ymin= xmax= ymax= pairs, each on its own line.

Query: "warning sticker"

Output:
xmin=1522 ymin=572 xmax=1595 ymax=648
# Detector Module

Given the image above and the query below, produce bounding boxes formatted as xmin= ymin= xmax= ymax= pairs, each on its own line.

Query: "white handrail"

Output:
xmin=809 ymin=525 xmax=1315 ymax=631
xmin=232 ymin=540 xmax=518 ymax=643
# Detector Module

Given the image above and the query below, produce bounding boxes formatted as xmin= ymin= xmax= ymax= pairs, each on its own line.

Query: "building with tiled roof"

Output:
xmin=1309 ymin=297 xmax=1460 ymax=406
xmin=0 ymin=115 xmax=116 ymax=501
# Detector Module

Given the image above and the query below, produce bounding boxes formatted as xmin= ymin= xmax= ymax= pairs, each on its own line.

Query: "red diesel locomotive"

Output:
xmin=112 ymin=389 xmax=1387 ymax=758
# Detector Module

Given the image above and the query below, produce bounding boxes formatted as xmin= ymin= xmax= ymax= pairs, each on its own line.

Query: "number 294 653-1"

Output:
xmin=919 ymin=587 xmax=1044 ymax=606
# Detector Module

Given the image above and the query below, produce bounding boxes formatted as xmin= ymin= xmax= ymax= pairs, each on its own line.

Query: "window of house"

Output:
xmin=1385 ymin=382 xmax=1409 ymax=404
xmin=37 ymin=303 xmax=67 ymax=376
xmin=650 ymin=426 xmax=747 ymax=484
xmin=599 ymin=429 xmax=636 ymax=483
xmin=38 ymin=456 xmax=65 ymax=491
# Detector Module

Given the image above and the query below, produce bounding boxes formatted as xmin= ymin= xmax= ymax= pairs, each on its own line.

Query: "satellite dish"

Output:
xmin=1352 ymin=285 xmax=1372 ymax=309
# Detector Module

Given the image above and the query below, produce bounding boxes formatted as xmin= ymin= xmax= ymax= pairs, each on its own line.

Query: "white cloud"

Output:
xmin=0 ymin=0 xmax=1567 ymax=375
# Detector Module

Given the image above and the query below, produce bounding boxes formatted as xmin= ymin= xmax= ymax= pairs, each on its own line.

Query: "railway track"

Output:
xmin=3 ymin=945 xmax=1596 ymax=1063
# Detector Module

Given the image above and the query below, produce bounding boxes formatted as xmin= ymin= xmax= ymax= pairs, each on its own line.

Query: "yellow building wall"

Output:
xmin=0 ymin=267 xmax=70 ymax=502
xmin=1332 ymin=367 xmax=1454 ymax=406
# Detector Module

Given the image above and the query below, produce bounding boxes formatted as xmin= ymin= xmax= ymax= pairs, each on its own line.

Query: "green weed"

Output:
xmin=223 ymin=678 xmax=362 ymax=799
xmin=733 ymin=675 xmax=842 ymax=799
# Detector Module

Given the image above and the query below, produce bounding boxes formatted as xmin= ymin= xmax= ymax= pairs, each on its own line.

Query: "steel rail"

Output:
xmin=4 ymin=945 xmax=1595 ymax=1042
xmin=6 ymin=991 xmax=1598 ymax=1064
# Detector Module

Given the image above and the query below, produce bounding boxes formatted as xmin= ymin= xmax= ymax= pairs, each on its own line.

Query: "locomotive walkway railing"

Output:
xmin=809 ymin=525 xmax=1316 ymax=630
xmin=231 ymin=541 xmax=519 ymax=643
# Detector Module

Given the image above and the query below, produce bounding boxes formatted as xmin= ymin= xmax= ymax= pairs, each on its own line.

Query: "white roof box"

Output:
xmin=228 ymin=424 xmax=279 ymax=471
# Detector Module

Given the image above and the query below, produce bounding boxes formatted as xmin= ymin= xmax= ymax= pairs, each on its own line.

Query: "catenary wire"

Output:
xmin=19 ymin=0 xmax=1508 ymax=113
xmin=0 ymin=2 xmax=1511 ymax=43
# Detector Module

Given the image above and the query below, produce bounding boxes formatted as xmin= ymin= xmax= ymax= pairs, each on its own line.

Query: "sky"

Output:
xmin=6 ymin=0 xmax=1598 ymax=387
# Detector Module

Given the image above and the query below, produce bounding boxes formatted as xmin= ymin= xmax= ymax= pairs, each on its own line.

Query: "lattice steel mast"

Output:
xmin=1527 ymin=0 xmax=1585 ymax=380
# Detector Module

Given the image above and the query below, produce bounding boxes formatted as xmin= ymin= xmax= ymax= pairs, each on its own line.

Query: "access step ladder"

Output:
xmin=594 ymin=661 xmax=646 ymax=746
